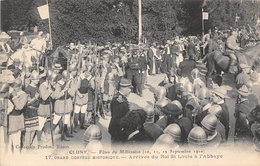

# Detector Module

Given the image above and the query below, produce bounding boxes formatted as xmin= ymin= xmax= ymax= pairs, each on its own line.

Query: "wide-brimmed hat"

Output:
xmin=119 ymin=78 xmax=133 ymax=88
xmin=0 ymin=32 xmax=11 ymax=39
xmin=250 ymin=71 xmax=258 ymax=83
xmin=237 ymin=85 xmax=250 ymax=97
xmin=13 ymin=58 xmax=21 ymax=64
xmin=239 ymin=63 xmax=250 ymax=69
xmin=53 ymin=64 xmax=63 ymax=70
xmin=211 ymin=86 xmax=228 ymax=98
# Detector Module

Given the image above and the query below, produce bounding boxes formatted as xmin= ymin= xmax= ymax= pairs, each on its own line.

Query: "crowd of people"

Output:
xmin=0 ymin=25 xmax=260 ymax=158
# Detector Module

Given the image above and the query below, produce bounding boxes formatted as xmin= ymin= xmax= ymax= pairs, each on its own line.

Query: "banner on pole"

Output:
xmin=38 ymin=4 xmax=49 ymax=20
xmin=203 ymin=12 xmax=209 ymax=20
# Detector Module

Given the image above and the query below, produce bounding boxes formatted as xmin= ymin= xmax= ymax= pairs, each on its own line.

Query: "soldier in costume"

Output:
xmin=8 ymin=78 xmax=28 ymax=155
xmin=0 ymin=83 xmax=13 ymax=155
xmin=38 ymin=72 xmax=57 ymax=142
xmin=24 ymin=70 xmax=41 ymax=148
xmin=73 ymin=70 xmax=92 ymax=132
xmin=108 ymin=78 xmax=132 ymax=146
xmin=201 ymin=114 xmax=222 ymax=148
xmin=52 ymin=70 xmax=77 ymax=141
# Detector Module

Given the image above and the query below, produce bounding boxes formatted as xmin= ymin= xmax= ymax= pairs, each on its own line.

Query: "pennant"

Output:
xmin=203 ymin=12 xmax=209 ymax=20
xmin=37 ymin=4 xmax=49 ymax=20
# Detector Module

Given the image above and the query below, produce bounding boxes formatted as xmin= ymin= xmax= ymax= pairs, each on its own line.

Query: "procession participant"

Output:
xmin=158 ymin=69 xmax=178 ymax=101
xmin=202 ymin=29 xmax=212 ymax=56
xmin=211 ymin=86 xmax=230 ymax=141
xmin=52 ymin=64 xmax=63 ymax=81
xmin=208 ymin=105 xmax=226 ymax=143
xmin=163 ymin=123 xmax=182 ymax=145
xmin=23 ymin=70 xmax=41 ymax=149
xmin=155 ymin=98 xmax=180 ymax=130
xmin=245 ymin=80 xmax=258 ymax=105
xmin=225 ymin=30 xmax=242 ymax=74
xmin=187 ymin=126 xmax=207 ymax=149
xmin=247 ymin=105 xmax=260 ymax=152
xmin=178 ymin=53 xmax=196 ymax=82
xmin=182 ymin=82 xmax=200 ymax=123
xmin=83 ymin=124 xmax=102 ymax=148
xmin=126 ymin=49 xmax=142 ymax=97
xmin=209 ymin=75 xmax=223 ymax=89
xmin=20 ymin=63 xmax=32 ymax=89
xmin=195 ymin=87 xmax=212 ymax=127
xmin=185 ymin=37 xmax=198 ymax=61
xmin=191 ymin=68 xmax=205 ymax=96
xmin=108 ymin=78 xmax=132 ymax=146
xmin=201 ymin=114 xmax=222 ymax=148
xmin=30 ymin=31 xmax=46 ymax=64
xmin=73 ymin=70 xmax=92 ymax=132
xmin=52 ymin=70 xmax=77 ymax=141
xmin=38 ymin=72 xmax=57 ymax=143
xmin=0 ymin=83 xmax=13 ymax=155
xmin=250 ymin=71 xmax=260 ymax=104
xmin=151 ymin=133 xmax=179 ymax=151
xmin=7 ymin=58 xmax=22 ymax=79
xmin=171 ymin=100 xmax=193 ymax=144
xmin=8 ymin=78 xmax=28 ymax=155
xmin=139 ymin=49 xmax=148 ymax=90
xmin=120 ymin=109 xmax=150 ymax=150
xmin=147 ymin=42 xmax=157 ymax=75
xmin=143 ymin=105 xmax=163 ymax=142
xmin=236 ymin=63 xmax=251 ymax=89
xmin=234 ymin=85 xmax=256 ymax=145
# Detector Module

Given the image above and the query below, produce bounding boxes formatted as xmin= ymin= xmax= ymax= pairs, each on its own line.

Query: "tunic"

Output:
xmin=24 ymin=84 xmax=40 ymax=131
xmin=38 ymin=81 xmax=54 ymax=117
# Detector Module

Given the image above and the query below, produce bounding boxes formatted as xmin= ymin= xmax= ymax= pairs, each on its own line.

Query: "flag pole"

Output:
xmin=46 ymin=0 xmax=53 ymax=50
xmin=138 ymin=0 xmax=142 ymax=45
xmin=202 ymin=8 xmax=204 ymax=37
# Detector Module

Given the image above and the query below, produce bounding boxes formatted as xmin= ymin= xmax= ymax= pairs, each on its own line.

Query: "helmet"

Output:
xmin=68 ymin=63 xmax=77 ymax=72
xmin=62 ymin=70 xmax=70 ymax=80
xmin=154 ymin=86 xmax=166 ymax=100
xmin=188 ymin=126 xmax=207 ymax=146
xmin=155 ymin=134 xmax=175 ymax=147
xmin=163 ymin=124 xmax=181 ymax=142
xmin=86 ymin=140 xmax=103 ymax=151
xmin=155 ymin=98 xmax=169 ymax=108
xmin=84 ymin=125 xmax=102 ymax=142
xmin=191 ymin=68 xmax=200 ymax=79
xmin=144 ymin=105 xmax=155 ymax=118
xmin=48 ymin=73 xmax=58 ymax=82
xmin=197 ymin=87 xmax=211 ymax=100
xmin=29 ymin=70 xmax=40 ymax=80
xmin=184 ymin=82 xmax=194 ymax=94
xmin=208 ymin=105 xmax=222 ymax=119
xmin=171 ymin=100 xmax=182 ymax=110
xmin=201 ymin=114 xmax=218 ymax=132
xmin=0 ymin=83 xmax=9 ymax=93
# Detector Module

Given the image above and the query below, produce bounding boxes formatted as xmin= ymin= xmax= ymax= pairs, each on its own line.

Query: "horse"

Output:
xmin=202 ymin=42 xmax=260 ymax=85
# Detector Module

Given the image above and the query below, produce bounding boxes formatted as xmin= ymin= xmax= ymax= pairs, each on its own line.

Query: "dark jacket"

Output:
xmin=108 ymin=92 xmax=130 ymax=140
xmin=178 ymin=59 xmax=196 ymax=82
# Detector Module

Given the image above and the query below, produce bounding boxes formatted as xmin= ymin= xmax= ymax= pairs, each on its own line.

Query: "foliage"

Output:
xmin=1 ymin=0 xmax=260 ymax=49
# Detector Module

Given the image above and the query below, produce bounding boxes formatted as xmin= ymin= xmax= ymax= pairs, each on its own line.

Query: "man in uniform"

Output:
xmin=108 ymin=78 xmax=132 ymax=146
xmin=126 ymin=49 xmax=142 ymax=97
xmin=225 ymin=30 xmax=242 ymax=74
